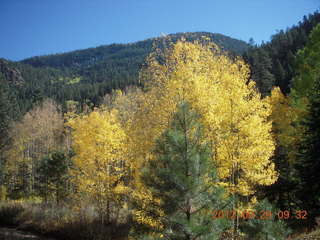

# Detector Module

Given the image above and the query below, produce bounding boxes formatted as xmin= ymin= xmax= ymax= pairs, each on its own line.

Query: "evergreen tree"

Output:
xmin=295 ymin=77 xmax=320 ymax=227
xmin=37 ymin=151 xmax=71 ymax=204
xmin=31 ymin=88 xmax=44 ymax=104
xmin=274 ymin=59 xmax=286 ymax=91
xmin=132 ymin=102 xmax=231 ymax=240
xmin=292 ymin=24 xmax=320 ymax=101
xmin=246 ymin=48 xmax=275 ymax=95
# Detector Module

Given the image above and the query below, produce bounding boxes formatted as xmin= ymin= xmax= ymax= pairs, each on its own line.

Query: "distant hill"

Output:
xmin=19 ymin=32 xmax=248 ymax=87
xmin=21 ymin=32 xmax=248 ymax=70
xmin=0 ymin=32 xmax=249 ymax=112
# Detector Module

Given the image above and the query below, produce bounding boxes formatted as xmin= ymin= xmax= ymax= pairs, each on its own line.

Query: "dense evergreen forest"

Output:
xmin=1 ymin=11 xmax=320 ymax=240
xmin=0 ymin=32 xmax=249 ymax=115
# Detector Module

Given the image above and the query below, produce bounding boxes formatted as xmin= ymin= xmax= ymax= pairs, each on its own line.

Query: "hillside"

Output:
xmin=0 ymin=32 xmax=249 ymax=113
xmin=21 ymin=32 xmax=248 ymax=69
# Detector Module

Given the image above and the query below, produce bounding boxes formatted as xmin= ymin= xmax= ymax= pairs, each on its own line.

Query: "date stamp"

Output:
xmin=211 ymin=209 xmax=308 ymax=220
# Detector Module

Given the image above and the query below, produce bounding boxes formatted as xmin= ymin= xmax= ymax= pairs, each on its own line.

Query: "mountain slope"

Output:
xmin=19 ymin=32 xmax=248 ymax=86
xmin=1 ymin=32 xmax=249 ymax=112
xmin=21 ymin=32 xmax=248 ymax=70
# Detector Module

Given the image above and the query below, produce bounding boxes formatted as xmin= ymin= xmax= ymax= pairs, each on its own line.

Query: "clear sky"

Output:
xmin=0 ymin=0 xmax=319 ymax=61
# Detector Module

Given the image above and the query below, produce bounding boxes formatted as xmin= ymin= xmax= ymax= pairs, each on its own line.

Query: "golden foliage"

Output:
xmin=128 ymin=40 xmax=277 ymax=196
xmin=268 ymin=87 xmax=307 ymax=163
xmin=67 ymin=109 xmax=128 ymax=219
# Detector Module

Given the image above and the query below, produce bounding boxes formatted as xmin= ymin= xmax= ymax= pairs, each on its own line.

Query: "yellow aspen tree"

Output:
xmin=268 ymin=87 xmax=306 ymax=163
xmin=67 ymin=109 xmax=128 ymax=224
xmin=128 ymin=39 xmax=277 ymax=200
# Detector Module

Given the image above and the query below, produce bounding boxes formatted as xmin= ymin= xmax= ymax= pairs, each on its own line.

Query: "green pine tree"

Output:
xmin=247 ymin=48 xmax=275 ymax=96
xmin=292 ymin=23 xmax=320 ymax=101
xmin=295 ymin=76 xmax=320 ymax=228
xmin=37 ymin=151 xmax=72 ymax=204
xmin=132 ymin=102 xmax=231 ymax=240
xmin=274 ymin=59 xmax=286 ymax=91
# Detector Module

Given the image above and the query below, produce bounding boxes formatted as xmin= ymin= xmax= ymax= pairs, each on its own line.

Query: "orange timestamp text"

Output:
xmin=211 ymin=209 xmax=308 ymax=220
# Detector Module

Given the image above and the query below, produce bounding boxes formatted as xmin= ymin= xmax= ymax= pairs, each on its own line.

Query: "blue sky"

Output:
xmin=0 ymin=0 xmax=319 ymax=61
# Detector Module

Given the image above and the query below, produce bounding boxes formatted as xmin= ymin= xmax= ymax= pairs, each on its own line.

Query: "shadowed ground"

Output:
xmin=0 ymin=228 xmax=56 ymax=240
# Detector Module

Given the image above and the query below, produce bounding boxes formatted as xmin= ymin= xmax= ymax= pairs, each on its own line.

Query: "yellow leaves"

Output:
xmin=129 ymin=40 xmax=277 ymax=197
xmin=67 ymin=109 xmax=127 ymax=206
xmin=64 ymin=40 xmax=280 ymax=228
xmin=131 ymin=188 xmax=165 ymax=229
xmin=268 ymin=87 xmax=306 ymax=164
xmin=114 ymin=184 xmax=129 ymax=195
xmin=134 ymin=210 xmax=164 ymax=229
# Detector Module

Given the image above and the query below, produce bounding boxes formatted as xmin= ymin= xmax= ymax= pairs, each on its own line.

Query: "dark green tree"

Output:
xmin=295 ymin=77 xmax=320 ymax=227
xmin=132 ymin=102 xmax=231 ymax=240
xmin=37 ymin=151 xmax=71 ymax=204
xmin=245 ymin=48 xmax=275 ymax=95
xmin=274 ymin=59 xmax=286 ymax=90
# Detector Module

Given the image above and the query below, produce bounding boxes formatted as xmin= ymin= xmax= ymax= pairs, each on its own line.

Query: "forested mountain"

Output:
xmin=2 ymin=12 xmax=320 ymax=115
xmin=0 ymin=32 xmax=249 ymax=114
xmin=21 ymin=32 xmax=248 ymax=69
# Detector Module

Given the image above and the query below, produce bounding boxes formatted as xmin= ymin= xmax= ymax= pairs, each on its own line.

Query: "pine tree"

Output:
xmin=295 ymin=76 xmax=320 ymax=227
xmin=132 ymin=102 xmax=231 ymax=239
xmin=37 ymin=151 xmax=71 ymax=204
xmin=274 ymin=60 xmax=286 ymax=91
xmin=246 ymin=48 xmax=275 ymax=95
